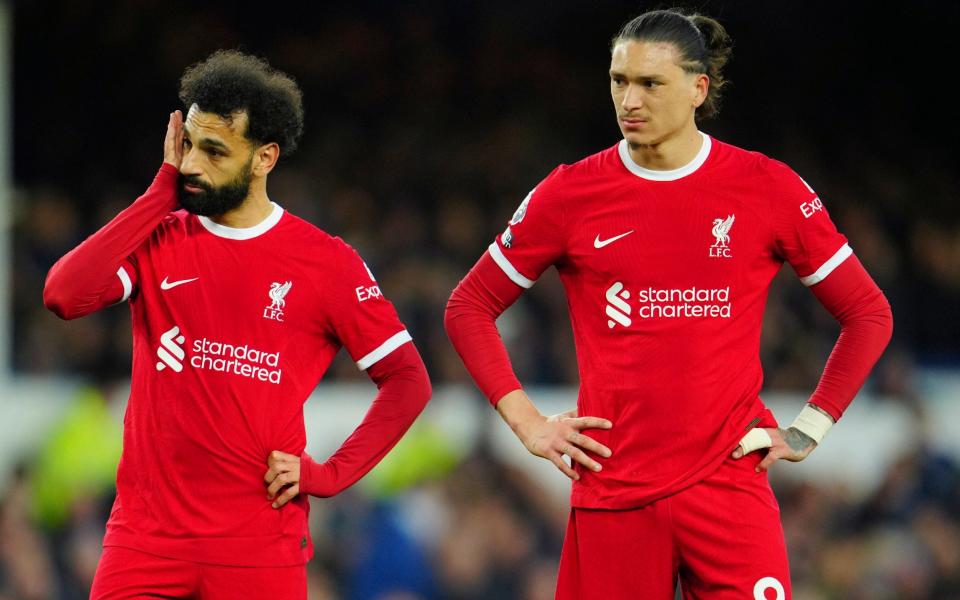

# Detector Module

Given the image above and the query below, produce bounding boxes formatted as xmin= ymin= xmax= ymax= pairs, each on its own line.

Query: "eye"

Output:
xmin=182 ymin=138 xmax=191 ymax=148
xmin=644 ymin=80 xmax=660 ymax=89
xmin=612 ymin=76 xmax=626 ymax=86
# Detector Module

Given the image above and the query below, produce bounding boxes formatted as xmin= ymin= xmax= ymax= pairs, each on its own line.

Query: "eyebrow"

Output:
xmin=183 ymin=128 xmax=230 ymax=152
xmin=610 ymin=70 xmax=664 ymax=80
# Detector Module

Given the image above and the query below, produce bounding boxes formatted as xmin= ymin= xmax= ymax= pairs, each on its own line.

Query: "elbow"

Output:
xmin=443 ymin=294 xmax=460 ymax=338
xmin=879 ymin=297 xmax=894 ymax=348
xmin=413 ymin=363 xmax=433 ymax=413
xmin=42 ymin=278 xmax=76 ymax=320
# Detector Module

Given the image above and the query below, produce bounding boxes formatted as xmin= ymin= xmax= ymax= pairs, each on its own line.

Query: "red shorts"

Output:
xmin=90 ymin=546 xmax=307 ymax=600
xmin=557 ymin=452 xmax=790 ymax=600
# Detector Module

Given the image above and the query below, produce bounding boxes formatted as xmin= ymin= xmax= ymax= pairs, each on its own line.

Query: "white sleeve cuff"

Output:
xmin=356 ymin=330 xmax=412 ymax=370
xmin=799 ymin=243 xmax=852 ymax=286
xmin=487 ymin=242 xmax=535 ymax=289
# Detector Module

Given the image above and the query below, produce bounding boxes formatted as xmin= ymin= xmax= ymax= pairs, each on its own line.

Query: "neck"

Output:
xmin=627 ymin=121 xmax=703 ymax=171
xmin=210 ymin=181 xmax=272 ymax=228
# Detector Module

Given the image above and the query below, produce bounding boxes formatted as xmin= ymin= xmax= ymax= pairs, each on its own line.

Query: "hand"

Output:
xmin=163 ymin=110 xmax=184 ymax=169
xmin=264 ymin=450 xmax=301 ymax=508
xmin=517 ymin=408 xmax=613 ymax=481
xmin=732 ymin=427 xmax=817 ymax=472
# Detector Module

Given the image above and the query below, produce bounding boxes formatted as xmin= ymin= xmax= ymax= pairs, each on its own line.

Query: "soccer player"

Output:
xmin=445 ymin=9 xmax=893 ymax=599
xmin=43 ymin=50 xmax=431 ymax=599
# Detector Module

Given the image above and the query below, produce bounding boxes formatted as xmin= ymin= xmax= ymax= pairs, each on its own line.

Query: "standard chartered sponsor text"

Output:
xmin=190 ymin=338 xmax=282 ymax=384
xmin=636 ymin=286 xmax=731 ymax=319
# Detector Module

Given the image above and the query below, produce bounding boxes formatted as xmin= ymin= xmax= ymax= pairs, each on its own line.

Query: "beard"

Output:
xmin=178 ymin=160 xmax=253 ymax=217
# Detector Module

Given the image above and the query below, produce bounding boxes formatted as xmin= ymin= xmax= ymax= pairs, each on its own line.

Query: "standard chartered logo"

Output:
xmin=154 ymin=325 xmax=283 ymax=384
xmin=605 ymin=282 xmax=632 ymax=329
xmin=156 ymin=325 xmax=186 ymax=372
xmin=604 ymin=283 xmax=733 ymax=327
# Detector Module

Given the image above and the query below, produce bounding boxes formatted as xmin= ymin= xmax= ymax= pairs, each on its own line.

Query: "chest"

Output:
xmin=563 ymin=184 xmax=775 ymax=287
xmin=135 ymin=237 xmax=323 ymax=341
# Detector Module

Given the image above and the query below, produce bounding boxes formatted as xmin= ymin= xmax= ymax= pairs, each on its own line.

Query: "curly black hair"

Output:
xmin=179 ymin=50 xmax=304 ymax=157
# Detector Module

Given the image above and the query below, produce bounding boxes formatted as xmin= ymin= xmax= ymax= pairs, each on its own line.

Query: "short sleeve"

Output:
xmin=768 ymin=161 xmax=851 ymax=287
xmin=487 ymin=167 xmax=566 ymax=289
xmin=326 ymin=242 xmax=412 ymax=370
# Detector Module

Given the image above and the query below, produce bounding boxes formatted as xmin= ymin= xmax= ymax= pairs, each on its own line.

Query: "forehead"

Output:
xmin=610 ymin=40 xmax=685 ymax=75
xmin=184 ymin=104 xmax=249 ymax=146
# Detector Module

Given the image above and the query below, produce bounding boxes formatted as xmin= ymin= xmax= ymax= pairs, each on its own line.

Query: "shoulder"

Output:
xmin=277 ymin=211 xmax=368 ymax=270
xmin=528 ymin=144 xmax=621 ymax=207
xmin=711 ymin=138 xmax=806 ymax=187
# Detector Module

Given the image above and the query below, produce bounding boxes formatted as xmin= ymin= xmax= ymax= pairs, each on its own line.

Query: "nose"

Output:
xmin=621 ymin=84 xmax=644 ymax=112
xmin=179 ymin=147 xmax=202 ymax=177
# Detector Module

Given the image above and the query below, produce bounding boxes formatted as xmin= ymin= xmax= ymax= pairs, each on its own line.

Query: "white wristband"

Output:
xmin=790 ymin=405 xmax=834 ymax=445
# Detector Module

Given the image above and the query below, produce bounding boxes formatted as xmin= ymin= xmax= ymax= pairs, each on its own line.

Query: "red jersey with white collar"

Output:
xmin=104 ymin=201 xmax=411 ymax=566
xmin=488 ymin=134 xmax=850 ymax=509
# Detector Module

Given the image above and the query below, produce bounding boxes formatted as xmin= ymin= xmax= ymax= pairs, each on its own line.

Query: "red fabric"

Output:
xmin=91 ymin=546 xmax=307 ymax=600
xmin=557 ymin=441 xmax=789 ymax=600
xmin=45 ymin=171 xmax=425 ymax=567
xmin=299 ymin=342 xmax=431 ymax=497
xmin=43 ymin=163 xmax=179 ymax=319
xmin=806 ymin=254 xmax=893 ymax=421
xmin=444 ymin=252 xmax=523 ymax=405
xmin=445 ymin=136 xmax=885 ymax=513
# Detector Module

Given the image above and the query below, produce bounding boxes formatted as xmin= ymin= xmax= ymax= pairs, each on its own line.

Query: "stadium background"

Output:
xmin=3 ymin=1 xmax=960 ymax=598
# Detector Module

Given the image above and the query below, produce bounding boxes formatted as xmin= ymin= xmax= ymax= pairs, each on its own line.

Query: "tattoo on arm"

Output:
xmin=785 ymin=427 xmax=817 ymax=454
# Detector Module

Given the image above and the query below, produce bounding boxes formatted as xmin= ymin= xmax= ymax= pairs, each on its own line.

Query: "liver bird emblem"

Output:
xmin=711 ymin=215 xmax=735 ymax=247
xmin=268 ymin=281 xmax=292 ymax=311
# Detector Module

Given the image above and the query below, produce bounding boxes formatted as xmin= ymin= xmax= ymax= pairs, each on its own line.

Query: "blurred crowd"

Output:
xmin=5 ymin=1 xmax=960 ymax=598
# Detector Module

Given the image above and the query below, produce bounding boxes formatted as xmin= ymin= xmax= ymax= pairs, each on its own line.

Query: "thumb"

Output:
xmin=735 ymin=428 xmax=773 ymax=458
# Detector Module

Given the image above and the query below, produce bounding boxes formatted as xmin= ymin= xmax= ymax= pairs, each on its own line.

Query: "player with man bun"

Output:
xmin=446 ymin=9 xmax=892 ymax=599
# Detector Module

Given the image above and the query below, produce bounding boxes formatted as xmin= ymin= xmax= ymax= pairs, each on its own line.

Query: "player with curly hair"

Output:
xmin=44 ymin=50 xmax=431 ymax=599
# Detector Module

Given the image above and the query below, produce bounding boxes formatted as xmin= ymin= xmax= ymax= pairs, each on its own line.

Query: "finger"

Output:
xmin=272 ymin=484 xmax=300 ymax=508
xmin=570 ymin=416 xmax=613 ymax=430
xmin=564 ymin=445 xmax=602 ymax=472
xmin=549 ymin=454 xmax=579 ymax=481
xmin=737 ymin=428 xmax=773 ymax=456
xmin=267 ymin=473 xmax=292 ymax=499
xmin=269 ymin=450 xmax=296 ymax=463
xmin=756 ymin=449 xmax=782 ymax=472
xmin=263 ymin=467 xmax=279 ymax=485
xmin=568 ymin=432 xmax=611 ymax=458
xmin=559 ymin=408 xmax=578 ymax=419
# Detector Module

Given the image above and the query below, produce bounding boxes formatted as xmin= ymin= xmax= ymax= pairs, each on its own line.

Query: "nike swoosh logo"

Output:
xmin=160 ymin=277 xmax=199 ymax=290
xmin=594 ymin=231 xmax=634 ymax=249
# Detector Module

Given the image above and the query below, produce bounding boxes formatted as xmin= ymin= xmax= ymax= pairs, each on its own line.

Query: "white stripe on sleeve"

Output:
xmin=356 ymin=330 xmax=413 ymax=370
xmin=116 ymin=266 xmax=133 ymax=302
xmin=487 ymin=242 xmax=535 ymax=289
xmin=799 ymin=243 xmax=853 ymax=287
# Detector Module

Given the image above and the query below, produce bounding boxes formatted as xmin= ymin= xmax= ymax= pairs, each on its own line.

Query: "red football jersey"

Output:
xmin=489 ymin=133 xmax=850 ymax=509
xmin=103 ymin=204 xmax=412 ymax=566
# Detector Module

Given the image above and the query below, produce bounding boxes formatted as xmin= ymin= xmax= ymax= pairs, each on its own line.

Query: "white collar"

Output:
xmin=618 ymin=132 xmax=712 ymax=181
xmin=197 ymin=202 xmax=284 ymax=240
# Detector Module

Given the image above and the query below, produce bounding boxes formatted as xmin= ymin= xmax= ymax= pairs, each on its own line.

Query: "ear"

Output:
xmin=692 ymin=73 xmax=710 ymax=109
xmin=251 ymin=142 xmax=280 ymax=177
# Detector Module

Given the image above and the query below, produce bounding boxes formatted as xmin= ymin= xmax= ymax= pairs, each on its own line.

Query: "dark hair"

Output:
xmin=612 ymin=9 xmax=732 ymax=120
xmin=179 ymin=50 xmax=305 ymax=157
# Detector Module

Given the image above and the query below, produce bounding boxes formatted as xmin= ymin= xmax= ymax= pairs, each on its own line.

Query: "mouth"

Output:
xmin=621 ymin=117 xmax=648 ymax=131
xmin=182 ymin=183 xmax=205 ymax=194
